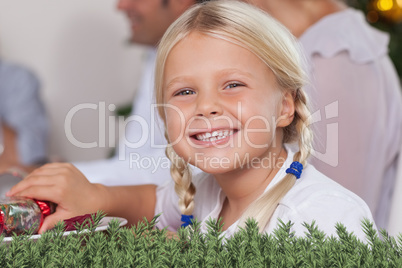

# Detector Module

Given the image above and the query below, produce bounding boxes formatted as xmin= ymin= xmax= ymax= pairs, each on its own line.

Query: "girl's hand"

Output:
xmin=7 ymin=163 xmax=106 ymax=233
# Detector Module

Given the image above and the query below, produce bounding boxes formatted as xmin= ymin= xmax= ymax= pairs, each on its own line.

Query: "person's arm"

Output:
xmin=101 ymin=184 xmax=157 ymax=227
xmin=7 ymin=163 xmax=157 ymax=233
xmin=2 ymin=64 xmax=48 ymax=166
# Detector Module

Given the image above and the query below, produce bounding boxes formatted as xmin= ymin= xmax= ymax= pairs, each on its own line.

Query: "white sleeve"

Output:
xmin=154 ymin=180 xmax=182 ymax=231
xmin=73 ymin=154 xmax=170 ymax=186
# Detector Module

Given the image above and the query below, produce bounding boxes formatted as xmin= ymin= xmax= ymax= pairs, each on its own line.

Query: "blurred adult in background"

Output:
xmin=245 ymin=0 xmax=402 ymax=229
xmin=74 ymin=0 xmax=205 ymax=186
xmin=0 ymin=59 xmax=49 ymax=174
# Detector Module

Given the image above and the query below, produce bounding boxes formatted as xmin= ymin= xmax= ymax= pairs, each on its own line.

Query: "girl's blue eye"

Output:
xmin=225 ymin=83 xmax=244 ymax=89
xmin=175 ymin=89 xmax=195 ymax=96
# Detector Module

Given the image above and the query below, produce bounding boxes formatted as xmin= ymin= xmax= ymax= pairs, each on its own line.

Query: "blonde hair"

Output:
xmin=155 ymin=0 xmax=313 ymax=231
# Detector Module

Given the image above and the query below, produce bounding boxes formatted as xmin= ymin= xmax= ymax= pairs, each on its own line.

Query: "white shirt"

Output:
xmin=155 ymin=147 xmax=375 ymax=241
xmin=299 ymin=8 xmax=402 ymax=229
xmin=74 ymin=49 xmax=171 ymax=186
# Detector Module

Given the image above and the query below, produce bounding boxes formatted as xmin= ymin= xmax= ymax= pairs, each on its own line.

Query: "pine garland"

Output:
xmin=1 ymin=213 xmax=401 ymax=267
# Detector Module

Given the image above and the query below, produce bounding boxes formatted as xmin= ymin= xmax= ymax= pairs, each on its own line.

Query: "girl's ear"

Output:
xmin=276 ymin=91 xmax=295 ymax=128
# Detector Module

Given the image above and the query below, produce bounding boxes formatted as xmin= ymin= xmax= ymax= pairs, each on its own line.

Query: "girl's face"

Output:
xmin=162 ymin=32 xmax=294 ymax=174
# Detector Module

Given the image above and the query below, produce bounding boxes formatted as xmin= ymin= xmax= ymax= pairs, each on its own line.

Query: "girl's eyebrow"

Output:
xmin=215 ymin=68 xmax=255 ymax=79
xmin=165 ymin=76 xmax=192 ymax=92
xmin=165 ymin=68 xmax=255 ymax=90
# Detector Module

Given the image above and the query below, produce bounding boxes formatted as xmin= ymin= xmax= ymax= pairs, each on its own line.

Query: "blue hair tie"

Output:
xmin=181 ymin=214 xmax=194 ymax=227
xmin=286 ymin=161 xmax=303 ymax=179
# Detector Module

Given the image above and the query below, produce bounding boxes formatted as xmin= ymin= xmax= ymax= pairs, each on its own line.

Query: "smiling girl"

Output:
xmin=8 ymin=1 xmax=374 ymax=239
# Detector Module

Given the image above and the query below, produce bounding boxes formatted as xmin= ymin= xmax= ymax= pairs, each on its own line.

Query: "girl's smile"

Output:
xmin=189 ymin=127 xmax=239 ymax=147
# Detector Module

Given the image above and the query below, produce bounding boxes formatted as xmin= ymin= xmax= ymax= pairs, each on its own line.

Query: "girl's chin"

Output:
xmin=195 ymin=166 xmax=234 ymax=175
xmin=190 ymin=158 xmax=237 ymax=174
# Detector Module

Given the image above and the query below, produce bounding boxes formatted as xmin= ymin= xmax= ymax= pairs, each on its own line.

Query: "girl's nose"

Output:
xmin=195 ymin=92 xmax=223 ymax=117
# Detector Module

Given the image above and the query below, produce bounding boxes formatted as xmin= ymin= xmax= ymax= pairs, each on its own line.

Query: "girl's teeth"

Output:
xmin=195 ymin=130 xmax=234 ymax=142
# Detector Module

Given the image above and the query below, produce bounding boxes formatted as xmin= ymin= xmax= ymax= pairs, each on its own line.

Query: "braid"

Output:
xmin=164 ymin=132 xmax=196 ymax=216
xmin=293 ymin=88 xmax=313 ymax=165
xmin=238 ymin=88 xmax=313 ymax=232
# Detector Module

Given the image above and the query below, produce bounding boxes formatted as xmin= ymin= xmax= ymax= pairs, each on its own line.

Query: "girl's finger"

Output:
xmin=6 ymin=176 xmax=54 ymax=196
xmin=8 ymin=164 xmax=78 ymax=196
xmin=10 ymin=185 xmax=62 ymax=203
xmin=38 ymin=210 xmax=77 ymax=234
xmin=7 ymin=174 xmax=57 ymax=196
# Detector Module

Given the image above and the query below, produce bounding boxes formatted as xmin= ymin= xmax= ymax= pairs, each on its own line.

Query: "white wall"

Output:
xmin=0 ymin=0 xmax=147 ymax=162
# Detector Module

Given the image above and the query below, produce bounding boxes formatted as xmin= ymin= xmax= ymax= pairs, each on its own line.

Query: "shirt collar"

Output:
xmin=299 ymin=8 xmax=389 ymax=64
